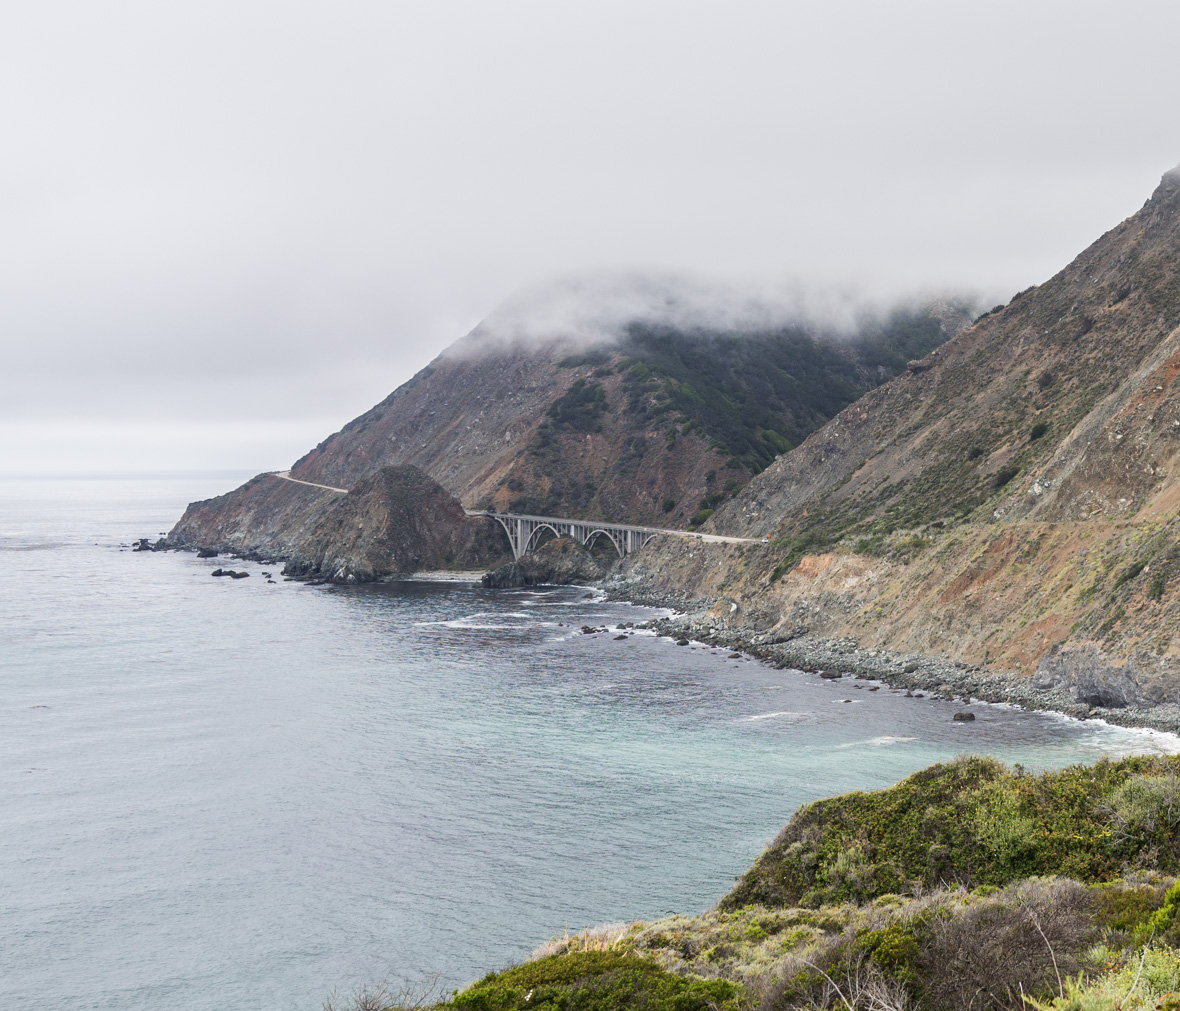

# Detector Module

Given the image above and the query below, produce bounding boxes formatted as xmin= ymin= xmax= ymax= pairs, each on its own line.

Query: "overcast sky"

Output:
xmin=3 ymin=0 xmax=1178 ymax=473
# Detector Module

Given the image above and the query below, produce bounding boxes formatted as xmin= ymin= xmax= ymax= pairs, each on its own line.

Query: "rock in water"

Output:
xmin=481 ymin=537 xmax=608 ymax=589
xmin=953 ymin=712 xmax=976 ymax=721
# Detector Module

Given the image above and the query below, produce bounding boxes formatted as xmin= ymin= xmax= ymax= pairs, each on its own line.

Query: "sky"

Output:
xmin=2 ymin=0 xmax=1179 ymax=474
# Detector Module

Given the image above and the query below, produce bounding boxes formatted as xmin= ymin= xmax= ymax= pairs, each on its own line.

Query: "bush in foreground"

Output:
xmin=724 ymin=755 xmax=1180 ymax=910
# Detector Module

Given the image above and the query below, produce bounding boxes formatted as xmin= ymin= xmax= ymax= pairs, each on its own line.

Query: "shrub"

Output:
xmin=689 ymin=509 xmax=714 ymax=528
xmin=1150 ymin=570 xmax=1168 ymax=600
xmin=661 ymin=498 xmax=676 ymax=513
xmin=919 ymin=879 xmax=1098 ymax=1011
xmin=1030 ymin=422 xmax=1050 ymax=441
xmin=1113 ymin=560 xmax=1147 ymax=590
xmin=1105 ymin=774 xmax=1180 ymax=856
xmin=452 ymin=952 xmax=742 ymax=1011
xmin=993 ymin=465 xmax=1020 ymax=489
xmin=548 ymin=380 xmax=608 ymax=432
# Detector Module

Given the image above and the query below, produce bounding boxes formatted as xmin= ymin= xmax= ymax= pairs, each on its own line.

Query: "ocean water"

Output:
xmin=2 ymin=474 xmax=1177 ymax=1010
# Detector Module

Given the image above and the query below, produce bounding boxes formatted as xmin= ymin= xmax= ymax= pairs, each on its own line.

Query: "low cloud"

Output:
xmin=454 ymin=271 xmax=977 ymax=356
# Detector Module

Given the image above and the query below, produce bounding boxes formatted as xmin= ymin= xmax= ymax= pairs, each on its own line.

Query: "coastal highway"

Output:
xmin=273 ymin=470 xmax=349 ymax=493
xmin=271 ymin=471 xmax=763 ymax=546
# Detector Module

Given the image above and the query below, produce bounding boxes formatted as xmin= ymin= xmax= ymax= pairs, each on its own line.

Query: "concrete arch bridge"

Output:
xmin=468 ymin=511 xmax=663 ymax=559
xmin=466 ymin=510 xmax=760 ymax=560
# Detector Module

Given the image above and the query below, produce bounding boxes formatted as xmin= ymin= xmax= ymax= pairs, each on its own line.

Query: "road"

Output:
xmin=273 ymin=471 xmax=349 ymax=493
xmin=271 ymin=472 xmax=765 ymax=545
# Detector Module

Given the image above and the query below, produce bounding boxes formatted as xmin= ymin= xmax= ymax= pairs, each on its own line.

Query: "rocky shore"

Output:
xmin=606 ymin=585 xmax=1180 ymax=736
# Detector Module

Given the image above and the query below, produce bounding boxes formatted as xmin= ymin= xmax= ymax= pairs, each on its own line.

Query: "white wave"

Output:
xmin=837 ymin=736 xmax=918 ymax=748
xmin=744 ymin=711 xmax=809 ymax=722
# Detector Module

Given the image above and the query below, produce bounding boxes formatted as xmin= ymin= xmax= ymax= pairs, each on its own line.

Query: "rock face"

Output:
xmin=481 ymin=537 xmax=608 ymax=589
xmin=168 ymin=473 xmax=342 ymax=560
xmin=170 ymin=465 xmax=511 ymax=582
xmin=616 ymin=166 xmax=1180 ymax=707
xmin=281 ymin=466 xmax=508 ymax=583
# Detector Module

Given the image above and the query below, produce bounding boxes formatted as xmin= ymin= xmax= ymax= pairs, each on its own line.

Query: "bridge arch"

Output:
xmin=584 ymin=528 xmax=625 ymax=558
xmin=522 ymin=522 xmax=562 ymax=556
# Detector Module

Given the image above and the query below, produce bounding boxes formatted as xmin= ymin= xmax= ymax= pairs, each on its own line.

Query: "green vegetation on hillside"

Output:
xmin=613 ymin=306 xmax=956 ymax=474
xmin=452 ymin=952 xmax=740 ymax=1011
xmin=726 ymin=755 xmax=1180 ymax=909
xmin=547 ymin=379 xmax=609 ymax=433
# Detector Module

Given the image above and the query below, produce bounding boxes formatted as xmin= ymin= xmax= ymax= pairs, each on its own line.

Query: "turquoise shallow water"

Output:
xmin=2 ymin=475 xmax=1177 ymax=1010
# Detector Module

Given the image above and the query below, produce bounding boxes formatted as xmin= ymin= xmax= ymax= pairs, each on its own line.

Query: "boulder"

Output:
xmin=953 ymin=712 xmax=976 ymax=721
xmin=481 ymin=537 xmax=608 ymax=589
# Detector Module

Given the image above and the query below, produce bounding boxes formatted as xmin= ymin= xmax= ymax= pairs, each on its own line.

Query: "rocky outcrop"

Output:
xmin=168 ymin=473 xmax=341 ymax=560
xmin=481 ymin=537 xmax=608 ymax=588
xmin=281 ymin=466 xmax=508 ymax=583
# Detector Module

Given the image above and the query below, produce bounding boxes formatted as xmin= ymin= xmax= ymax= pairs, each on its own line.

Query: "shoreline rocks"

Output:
xmin=481 ymin=537 xmax=607 ymax=589
xmin=603 ymin=585 xmax=1180 ymax=735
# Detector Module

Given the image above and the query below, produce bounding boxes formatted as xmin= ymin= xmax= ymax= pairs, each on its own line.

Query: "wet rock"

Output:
xmin=676 ymin=638 xmax=691 ymax=646
xmin=482 ymin=562 xmax=527 ymax=589
xmin=196 ymin=547 xmax=219 ymax=558
xmin=613 ymin=634 xmax=627 ymax=640
xmin=819 ymin=671 xmax=841 ymax=680
xmin=953 ymin=712 xmax=976 ymax=721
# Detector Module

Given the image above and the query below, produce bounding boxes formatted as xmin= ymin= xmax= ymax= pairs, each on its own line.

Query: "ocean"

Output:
xmin=2 ymin=474 xmax=1176 ymax=1010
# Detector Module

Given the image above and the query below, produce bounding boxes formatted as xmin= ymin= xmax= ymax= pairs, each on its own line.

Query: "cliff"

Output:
xmin=281 ymin=466 xmax=507 ymax=582
xmin=170 ymin=465 xmax=507 ymax=580
xmin=617 ymin=166 xmax=1180 ymax=710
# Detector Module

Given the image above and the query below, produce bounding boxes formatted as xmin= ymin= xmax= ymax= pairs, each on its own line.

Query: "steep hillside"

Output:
xmin=168 ymin=299 xmax=969 ymax=563
xmin=170 ymin=465 xmax=507 ymax=577
xmin=621 ymin=166 xmax=1180 ymax=710
xmin=291 ymin=302 xmax=969 ymax=528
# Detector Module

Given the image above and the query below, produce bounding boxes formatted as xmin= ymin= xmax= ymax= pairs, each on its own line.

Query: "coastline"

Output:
xmin=607 ymin=584 xmax=1180 ymax=737
xmin=156 ymin=536 xmax=1180 ymax=737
